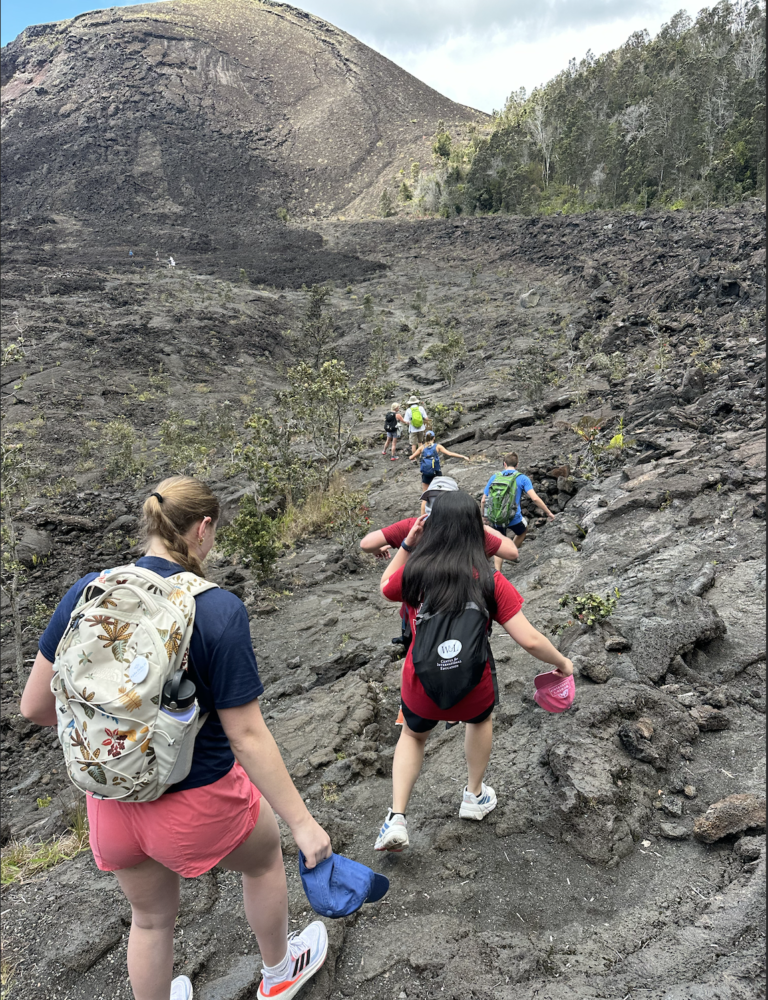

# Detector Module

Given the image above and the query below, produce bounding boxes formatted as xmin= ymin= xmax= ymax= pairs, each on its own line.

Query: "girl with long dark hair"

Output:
xmin=375 ymin=490 xmax=573 ymax=852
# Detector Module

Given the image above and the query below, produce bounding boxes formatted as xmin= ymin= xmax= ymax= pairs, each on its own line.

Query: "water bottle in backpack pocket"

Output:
xmin=411 ymin=602 xmax=490 ymax=709
xmin=420 ymin=444 xmax=441 ymax=476
xmin=154 ymin=670 xmax=201 ymax=787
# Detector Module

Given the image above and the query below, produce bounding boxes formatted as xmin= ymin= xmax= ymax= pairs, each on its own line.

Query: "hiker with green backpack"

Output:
xmin=20 ymin=476 xmax=333 ymax=1000
xmin=399 ymin=395 xmax=428 ymax=456
xmin=480 ymin=452 xmax=555 ymax=571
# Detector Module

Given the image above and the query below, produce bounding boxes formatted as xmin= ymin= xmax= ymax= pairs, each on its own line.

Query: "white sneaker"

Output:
xmin=170 ymin=976 xmax=193 ymax=1000
xmin=258 ymin=920 xmax=328 ymax=999
xmin=459 ymin=783 xmax=497 ymax=820
xmin=374 ymin=810 xmax=409 ymax=852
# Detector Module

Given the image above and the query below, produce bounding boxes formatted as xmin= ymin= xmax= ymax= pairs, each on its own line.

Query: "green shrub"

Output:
xmin=556 ymin=589 xmax=620 ymax=631
xmin=379 ymin=189 xmax=395 ymax=217
xmin=218 ymin=495 xmax=282 ymax=578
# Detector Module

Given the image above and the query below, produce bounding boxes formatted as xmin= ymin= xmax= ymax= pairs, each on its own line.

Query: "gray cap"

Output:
xmin=422 ymin=476 xmax=459 ymax=501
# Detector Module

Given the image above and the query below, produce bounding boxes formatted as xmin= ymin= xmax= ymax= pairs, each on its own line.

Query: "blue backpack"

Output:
xmin=420 ymin=444 xmax=441 ymax=476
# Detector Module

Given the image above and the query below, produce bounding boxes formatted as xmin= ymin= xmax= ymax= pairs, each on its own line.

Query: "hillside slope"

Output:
xmin=1 ymin=0 xmax=484 ymax=240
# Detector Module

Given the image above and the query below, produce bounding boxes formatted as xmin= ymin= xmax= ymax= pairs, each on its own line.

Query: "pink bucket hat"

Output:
xmin=533 ymin=670 xmax=575 ymax=713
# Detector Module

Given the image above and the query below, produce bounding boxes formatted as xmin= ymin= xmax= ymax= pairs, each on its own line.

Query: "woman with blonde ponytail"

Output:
xmin=21 ymin=476 xmax=332 ymax=1000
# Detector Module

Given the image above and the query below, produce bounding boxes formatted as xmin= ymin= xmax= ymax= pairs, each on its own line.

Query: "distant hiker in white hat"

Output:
xmin=399 ymin=396 xmax=428 ymax=456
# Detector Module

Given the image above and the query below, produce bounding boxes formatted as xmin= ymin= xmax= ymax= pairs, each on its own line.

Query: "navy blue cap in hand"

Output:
xmin=299 ymin=851 xmax=389 ymax=918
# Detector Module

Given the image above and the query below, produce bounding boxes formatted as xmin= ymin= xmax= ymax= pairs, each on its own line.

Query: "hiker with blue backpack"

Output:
xmin=480 ymin=452 xmax=555 ymax=571
xmin=20 ymin=477 xmax=333 ymax=1000
xmin=374 ymin=490 xmax=573 ymax=853
xmin=410 ymin=430 xmax=471 ymax=490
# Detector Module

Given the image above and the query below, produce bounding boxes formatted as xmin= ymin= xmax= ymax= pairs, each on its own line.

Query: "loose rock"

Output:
xmin=693 ymin=794 xmax=766 ymax=843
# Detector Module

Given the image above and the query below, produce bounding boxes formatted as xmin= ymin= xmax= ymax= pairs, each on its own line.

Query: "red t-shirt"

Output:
xmin=382 ymin=567 xmax=524 ymax=720
xmin=381 ymin=518 xmax=503 ymax=558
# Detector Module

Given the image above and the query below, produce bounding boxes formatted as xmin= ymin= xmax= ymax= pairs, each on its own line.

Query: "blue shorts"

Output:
xmin=385 ymin=432 xmax=397 ymax=440
xmin=490 ymin=521 xmax=526 ymax=537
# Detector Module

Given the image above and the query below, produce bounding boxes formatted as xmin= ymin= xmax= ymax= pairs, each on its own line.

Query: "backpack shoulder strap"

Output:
xmin=167 ymin=572 xmax=220 ymax=598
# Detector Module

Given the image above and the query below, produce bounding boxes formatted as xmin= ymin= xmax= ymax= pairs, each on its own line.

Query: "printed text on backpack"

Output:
xmin=411 ymin=602 xmax=490 ymax=709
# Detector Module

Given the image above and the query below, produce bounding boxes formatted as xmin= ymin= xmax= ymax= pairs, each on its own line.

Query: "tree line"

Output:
xmin=406 ymin=0 xmax=765 ymax=217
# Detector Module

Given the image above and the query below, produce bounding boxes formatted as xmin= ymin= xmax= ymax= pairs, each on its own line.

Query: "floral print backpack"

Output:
xmin=51 ymin=565 xmax=218 ymax=802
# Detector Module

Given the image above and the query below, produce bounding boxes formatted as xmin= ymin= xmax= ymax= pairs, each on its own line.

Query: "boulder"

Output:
xmin=689 ymin=705 xmax=731 ymax=731
xmin=16 ymin=526 xmax=54 ymax=568
xmin=628 ymin=595 xmax=727 ymax=683
xmin=197 ymin=956 xmax=262 ymax=1000
xmin=618 ymin=719 xmax=663 ymax=768
xmin=659 ymin=822 xmax=690 ymax=840
xmin=519 ymin=289 xmax=540 ymax=308
xmin=693 ymin=794 xmax=765 ymax=843
xmin=679 ymin=367 xmax=707 ymax=402
xmin=733 ymin=836 xmax=764 ymax=861
xmin=604 ymin=633 xmax=631 ymax=652
xmin=546 ymin=735 xmax=650 ymax=863
xmin=547 ymin=464 xmax=571 ymax=479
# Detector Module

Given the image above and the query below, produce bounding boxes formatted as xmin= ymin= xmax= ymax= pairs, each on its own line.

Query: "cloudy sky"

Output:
xmin=2 ymin=0 xmax=705 ymax=111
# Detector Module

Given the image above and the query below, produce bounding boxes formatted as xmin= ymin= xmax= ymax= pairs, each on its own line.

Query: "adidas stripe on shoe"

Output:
xmin=257 ymin=920 xmax=328 ymax=999
xmin=459 ymin=783 xmax=497 ymax=821
xmin=374 ymin=810 xmax=409 ymax=852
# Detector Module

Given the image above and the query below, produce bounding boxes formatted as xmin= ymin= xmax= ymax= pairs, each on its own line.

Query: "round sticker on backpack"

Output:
xmin=438 ymin=640 xmax=462 ymax=659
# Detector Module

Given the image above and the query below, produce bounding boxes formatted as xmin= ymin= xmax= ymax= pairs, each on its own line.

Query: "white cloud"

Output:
xmin=305 ymin=0 xmax=665 ymax=49
xmin=302 ymin=0 xmax=706 ymax=113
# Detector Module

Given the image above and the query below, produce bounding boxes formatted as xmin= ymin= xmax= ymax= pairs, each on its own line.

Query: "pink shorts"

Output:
xmin=87 ymin=762 xmax=262 ymax=878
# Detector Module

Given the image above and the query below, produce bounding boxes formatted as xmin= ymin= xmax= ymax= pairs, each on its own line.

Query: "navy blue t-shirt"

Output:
xmin=39 ymin=557 xmax=264 ymax=792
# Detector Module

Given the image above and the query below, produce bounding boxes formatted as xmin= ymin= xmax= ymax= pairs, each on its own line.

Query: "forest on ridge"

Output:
xmin=398 ymin=0 xmax=766 ymax=217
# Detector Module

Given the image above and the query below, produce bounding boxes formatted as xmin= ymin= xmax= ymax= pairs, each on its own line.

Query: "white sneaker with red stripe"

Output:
xmin=257 ymin=920 xmax=328 ymax=999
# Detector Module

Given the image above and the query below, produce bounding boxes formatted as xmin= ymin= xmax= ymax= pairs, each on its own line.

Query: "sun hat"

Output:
xmin=533 ymin=670 xmax=575 ymax=713
xmin=299 ymin=851 xmax=389 ymax=918
xmin=407 ymin=395 xmax=420 ymax=405
xmin=421 ymin=476 xmax=459 ymax=501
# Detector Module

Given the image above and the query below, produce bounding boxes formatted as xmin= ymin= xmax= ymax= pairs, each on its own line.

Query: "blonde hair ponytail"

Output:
xmin=141 ymin=476 xmax=220 ymax=578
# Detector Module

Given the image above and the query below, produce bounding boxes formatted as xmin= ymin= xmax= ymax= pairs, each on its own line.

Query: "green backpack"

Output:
xmin=487 ymin=472 xmax=520 ymax=525
xmin=410 ymin=407 xmax=424 ymax=429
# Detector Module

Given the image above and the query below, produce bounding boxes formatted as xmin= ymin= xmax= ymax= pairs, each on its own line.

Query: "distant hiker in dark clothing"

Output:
xmin=382 ymin=403 xmax=401 ymax=461
xmin=410 ymin=431 xmax=471 ymax=491
xmin=480 ymin=453 xmax=555 ymax=571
